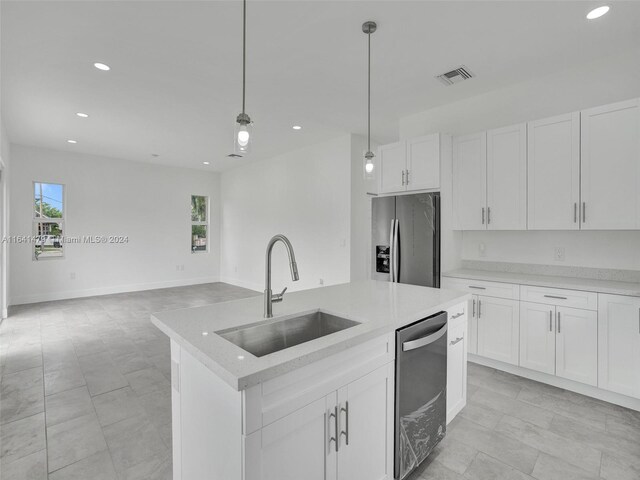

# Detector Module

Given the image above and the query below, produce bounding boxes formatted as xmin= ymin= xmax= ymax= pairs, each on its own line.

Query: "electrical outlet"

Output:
xmin=319 ymin=278 xmax=324 ymax=286
xmin=70 ymin=272 xmax=76 ymax=280
xmin=478 ymin=242 xmax=486 ymax=257
xmin=555 ymin=247 xmax=565 ymax=262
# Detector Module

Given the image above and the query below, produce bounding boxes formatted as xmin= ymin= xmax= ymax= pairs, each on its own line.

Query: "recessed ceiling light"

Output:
xmin=76 ymin=112 xmax=89 ymax=118
xmin=292 ymin=125 xmax=302 ymax=130
xmin=586 ymin=5 xmax=609 ymax=19
xmin=203 ymin=161 xmax=210 ymax=165
xmin=67 ymin=140 xmax=77 ymax=144
xmin=237 ymin=355 xmax=245 ymax=360
xmin=93 ymin=62 xmax=110 ymax=71
xmin=202 ymin=331 xmax=209 ymax=336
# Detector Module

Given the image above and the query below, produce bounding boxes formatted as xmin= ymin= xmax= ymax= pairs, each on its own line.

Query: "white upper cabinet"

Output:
xmin=527 ymin=113 xmax=580 ymax=230
xmin=406 ymin=134 xmax=441 ymax=191
xmin=486 ymin=123 xmax=527 ymax=230
xmin=581 ymin=98 xmax=640 ymax=230
xmin=378 ymin=142 xmax=407 ymax=194
xmin=453 ymin=132 xmax=487 ymax=230
xmin=598 ymin=294 xmax=640 ymax=399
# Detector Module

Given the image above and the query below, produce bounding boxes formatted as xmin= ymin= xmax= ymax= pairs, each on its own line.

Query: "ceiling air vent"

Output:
xmin=227 ymin=153 xmax=243 ymax=158
xmin=436 ymin=66 xmax=474 ymax=86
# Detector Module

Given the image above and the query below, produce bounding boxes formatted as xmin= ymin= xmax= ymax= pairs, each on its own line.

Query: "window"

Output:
xmin=191 ymin=195 xmax=208 ymax=253
xmin=34 ymin=182 xmax=64 ymax=260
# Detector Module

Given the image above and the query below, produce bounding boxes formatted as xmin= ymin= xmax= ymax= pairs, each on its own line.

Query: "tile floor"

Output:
xmin=1 ymin=282 xmax=639 ymax=480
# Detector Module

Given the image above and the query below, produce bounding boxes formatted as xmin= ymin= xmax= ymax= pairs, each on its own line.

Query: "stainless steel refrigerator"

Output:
xmin=372 ymin=192 xmax=440 ymax=288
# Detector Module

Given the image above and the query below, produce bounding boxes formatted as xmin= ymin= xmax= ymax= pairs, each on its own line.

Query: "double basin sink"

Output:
xmin=217 ymin=311 xmax=360 ymax=358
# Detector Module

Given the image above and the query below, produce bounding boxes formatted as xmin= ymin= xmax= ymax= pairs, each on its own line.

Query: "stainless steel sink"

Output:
xmin=216 ymin=311 xmax=360 ymax=357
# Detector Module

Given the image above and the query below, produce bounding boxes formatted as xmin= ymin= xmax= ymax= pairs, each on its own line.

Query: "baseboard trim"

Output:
xmin=468 ymin=354 xmax=640 ymax=412
xmin=9 ymin=276 xmax=222 ymax=306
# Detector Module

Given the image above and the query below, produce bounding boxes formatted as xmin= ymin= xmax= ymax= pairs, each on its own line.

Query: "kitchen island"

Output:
xmin=151 ymin=280 xmax=469 ymax=480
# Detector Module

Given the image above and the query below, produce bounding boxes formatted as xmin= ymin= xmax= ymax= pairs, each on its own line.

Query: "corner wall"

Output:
xmin=399 ymin=49 xmax=640 ymax=272
xmin=9 ymin=145 xmax=221 ymax=305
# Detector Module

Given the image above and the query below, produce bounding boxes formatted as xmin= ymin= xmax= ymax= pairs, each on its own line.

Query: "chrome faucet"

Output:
xmin=264 ymin=234 xmax=299 ymax=318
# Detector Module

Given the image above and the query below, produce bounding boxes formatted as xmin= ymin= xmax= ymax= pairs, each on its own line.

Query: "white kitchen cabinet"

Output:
xmin=261 ymin=395 xmax=336 ymax=480
xmin=581 ymin=98 xmax=640 ymax=230
xmin=519 ymin=302 xmax=556 ymax=375
xmin=598 ymin=294 xmax=640 ymax=399
xmin=486 ymin=123 xmax=527 ymax=230
xmin=406 ymin=134 xmax=441 ymax=191
xmin=555 ymin=307 xmax=598 ymax=387
xmin=527 ymin=112 xmax=580 ymax=230
xmin=378 ymin=141 xmax=407 ymax=194
xmin=337 ymin=364 xmax=394 ymax=480
xmin=453 ymin=132 xmax=487 ymax=230
xmin=468 ymin=296 xmax=479 ymax=355
xmin=476 ymin=296 xmax=520 ymax=366
xmin=446 ymin=314 xmax=467 ymax=424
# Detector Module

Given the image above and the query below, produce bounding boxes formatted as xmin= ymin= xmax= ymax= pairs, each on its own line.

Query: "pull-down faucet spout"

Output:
xmin=264 ymin=234 xmax=299 ymax=318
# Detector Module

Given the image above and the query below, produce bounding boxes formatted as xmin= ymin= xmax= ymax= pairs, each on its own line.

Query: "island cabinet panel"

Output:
xmin=598 ymin=294 xmax=640 ymax=399
xmin=555 ymin=307 xmax=598 ymax=387
xmin=337 ymin=364 xmax=394 ymax=480
xmin=446 ymin=302 xmax=468 ymax=424
xmin=476 ymin=296 xmax=520 ymax=366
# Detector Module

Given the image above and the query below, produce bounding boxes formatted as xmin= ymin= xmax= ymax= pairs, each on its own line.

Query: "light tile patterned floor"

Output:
xmin=2 ymin=283 xmax=639 ymax=479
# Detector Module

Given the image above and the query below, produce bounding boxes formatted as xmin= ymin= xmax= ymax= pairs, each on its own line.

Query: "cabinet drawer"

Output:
xmin=442 ymin=277 xmax=519 ymax=300
xmin=446 ymin=301 xmax=467 ymax=329
xmin=520 ymin=285 xmax=597 ymax=311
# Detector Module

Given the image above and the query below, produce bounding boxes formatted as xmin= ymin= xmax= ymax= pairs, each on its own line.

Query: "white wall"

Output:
xmin=9 ymin=145 xmax=221 ymax=305
xmin=220 ymin=135 xmax=352 ymax=292
xmin=399 ymin=49 xmax=640 ymax=272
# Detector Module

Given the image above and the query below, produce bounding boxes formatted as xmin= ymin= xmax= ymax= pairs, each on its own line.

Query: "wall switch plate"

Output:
xmin=319 ymin=278 xmax=324 ymax=286
xmin=478 ymin=242 xmax=486 ymax=257
xmin=555 ymin=247 xmax=565 ymax=261
xmin=70 ymin=272 xmax=76 ymax=280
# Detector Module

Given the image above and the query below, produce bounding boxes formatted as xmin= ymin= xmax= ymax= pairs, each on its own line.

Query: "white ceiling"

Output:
xmin=2 ymin=1 xmax=640 ymax=171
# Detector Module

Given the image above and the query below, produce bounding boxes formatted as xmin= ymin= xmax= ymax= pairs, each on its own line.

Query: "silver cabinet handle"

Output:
xmin=405 ymin=170 xmax=410 ymax=185
xmin=487 ymin=207 xmax=491 ymax=225
xmin=482 ymin=207 xmax=485 ymax=225
xmin=401 ymin=170 xmax=406 ymax=186
xmin=450 ymin=336 xmax=463 ymax=346
xmin=478 ymin=300 xmax=482 ymax=319
xmin=472 ymin=299 xmax=476 ymax=318
xmin=328 ymin=406 xmax=338 ymax=452
xmin=574 ymin=203 xmax=577 ymax=223
xmin=638 ymin=308 xmax=639 ymax=335
xmin=340 ymin=402 xmax=349 ymax=446
xmin=582 ymin=202 xmax=586 ymax=223
xmin=451 ymin=311 xmax=464 ymax=320
xmin=557 ymin=311 xmax=561 ymax=333
xmin=469 ymin=285 xmax=486 ymax=290
xmin=544 ymin=295 xmax=567 ymax=300
xmin=402 ymin=324 xmax=448 ymax=352
xmin=549 ymin=310 xmax=553 ymax=332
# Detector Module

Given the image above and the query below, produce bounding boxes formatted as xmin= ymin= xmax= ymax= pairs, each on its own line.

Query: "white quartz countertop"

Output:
xmin=151 ymin=280 xmax=469 ymax=391
xmin=443 ymin=269 xmax=640 ymax=297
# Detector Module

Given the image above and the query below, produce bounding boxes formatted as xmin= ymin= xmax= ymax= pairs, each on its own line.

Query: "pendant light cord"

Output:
xmin=242 ymin=0 xmax=247 ymax=115
xmin=367 ymin=29 xmax=371 ymax=152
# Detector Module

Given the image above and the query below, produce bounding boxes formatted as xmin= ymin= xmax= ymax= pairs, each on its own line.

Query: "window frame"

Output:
xmin=32 ymin=181 xmax=65 ymax=261
xmin=190 ymin=194 xmax=209 ymax=254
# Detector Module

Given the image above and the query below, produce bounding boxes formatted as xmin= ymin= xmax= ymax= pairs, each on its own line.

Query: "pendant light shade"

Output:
xmin=234 ymin=0 xmax=252 ymax=155
xmin=362 ymin=21 xmax=377 ymax=179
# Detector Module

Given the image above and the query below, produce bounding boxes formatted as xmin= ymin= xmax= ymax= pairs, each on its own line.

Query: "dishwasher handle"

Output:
xmin=402 ymin=324 xmax=448 ymax=352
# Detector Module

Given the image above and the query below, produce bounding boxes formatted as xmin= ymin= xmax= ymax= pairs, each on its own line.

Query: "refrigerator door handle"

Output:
xmin=389 ymin=219 xmax=396 ymax=282
xmin=393 ymin=219 xmax=400 ymax=282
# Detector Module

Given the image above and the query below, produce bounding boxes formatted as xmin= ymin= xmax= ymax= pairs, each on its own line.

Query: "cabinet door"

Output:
xmin=581 ymin=98 xmax=640 ymax=230
xmin=519 ymin=302 xmax=556 ymax=375
xmin=527 ymin=113 xmax=580 ymax=230
xmin=468 ymin=296 xmax=479 ymax=355
xmin=407 ymin=134 xmax=440 ymax=191
xmin=555 ymin=307 xmax=598 ymax=387
xmin=378 ymin=142 xmax=407 ymax=194
xmin=598 ymin=294 xmax=640 ymax=399
xmin=447 ymin=322 xmax=467 ymax=424
xmin=453 ymin=133 xmax=487 ymax=230
xmin=337 ymin=364 xmax=393 ymax=480
xmin=261 ymin=394 xmax=337 ymax=480
xmin=486 ymin=123 xmax=527 ymax=230
xmin=477 ymin=296 xmax=519 ymax=365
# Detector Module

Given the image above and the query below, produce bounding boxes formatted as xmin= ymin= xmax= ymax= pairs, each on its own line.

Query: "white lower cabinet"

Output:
xmin=446 ymin=318 xmax=467 ymax=423
xmin=598 ymin=294 xmax=640 ymax=399
xmin=555 ymin=307 xmax=598 ymax=386
xmin=477 ymin=296 xmax=520 ymax=365
xmin=520 ymin=302 xmax=556 ymax=375
xmin=468 ymin=295 xmax=479 ymax=355
xmin=261 ymin=395 xmax=336 ymax=480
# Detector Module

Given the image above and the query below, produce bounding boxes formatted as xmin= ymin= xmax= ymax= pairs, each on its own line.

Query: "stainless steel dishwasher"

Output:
xmin=394 ymin=311 xmax=448 ymax=480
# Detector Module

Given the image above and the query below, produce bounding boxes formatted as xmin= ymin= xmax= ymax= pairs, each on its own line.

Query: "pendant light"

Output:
xmin=362 ymin=21 xmax=377 ymax=178
xmin=234 ymin=0 xmax=252 ymax=155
